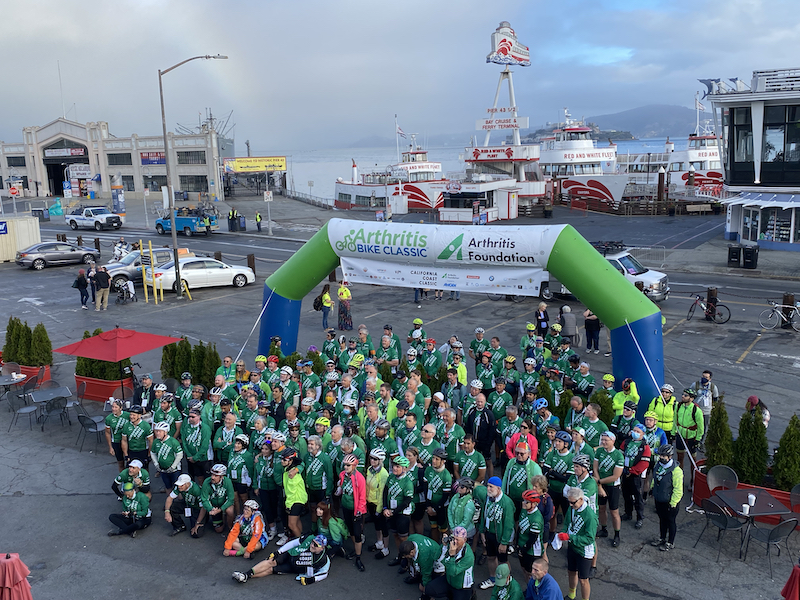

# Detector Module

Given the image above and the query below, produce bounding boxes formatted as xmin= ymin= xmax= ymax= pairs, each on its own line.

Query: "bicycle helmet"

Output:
xmin=622 ymin=377 xmax=633 ymax=391
xmin=456 ymin=477 xmax=475 ymax=491
xmin=522 ymin=489 xmax=541 ymax=503
xmin=526 ymin=322 xmax=536 ymax=331
xmin=369 ymin=448 xmax=386 ymax=461
xmin=602 ymin=374 xmax=615 ymax=382
xmin=555 ymin=431 xmax=572 ymax=444
xmin=551 ymin=324 xmax=562 ymax=332
xmin=406 ymin=347 xmax=418 ymax=356
xmin=412 ymin=330 xmax=422 ymax=339
xmin=495 ymin=377 xmax=506 ymax=386
xmin=453 ymin=341 xmax=463 ymax=349
xmin=643 ymin=411 xmax=658 ymax=420
xmin=267 ymin=355 xmax=279 ymax=363
xmin=235 ymin=434 xmax=250 ymax=448
xmin=393 ymin=456 xmax=410 ymax=468
xmin=280 ymin=366 xmax=293 ymax=376
xmin=210 ymin=464 xmax=227 ymax=476
xmin=315 ymin=417 xmax=331 ymax=428
xmin=287 ymin=418 xmax=300 ymax=429
xmin=572 ymin=454 xmax=592 ymax=470
xmin=181 ymin=372 xmax=192 ymax=380
xmin=682 ymin=388 xmax=697 ymax=398
xmin=660 ymin=384 xmax=674 ymax=393
xmin=623 ymin=400 xmax=637 ymax=411
xmin=474 ymin=327 xmax=485 ymax=334
xmin=432 ymin=448 xmax=448 ymax=460
xmin=426 ymin=338 xmax=436 ymax=345
xmin=375 ymin=419 xmax=390 ymax=430
xmin=129 ymin=405 xmax=144 ymax=415
xmin=534 ymin=398 xmax=549 ymax=410
xmin=313 ymin=534 xmax=328 ymax=548
xmin=524 ymin=357 xmax=536 ymax=366
xmin=524 ymin=385 xmax=537 ymax=394
xmin=187 ymin=399 xmax=203 ymax=412
xmin=504 ymin=355 xmax=516 ymax=364
xmin=280 ymin=447 xmax=298 ymax=460
xmin=209 ymin=387 xmax=223 ymax=396
xmin=481 ymin=351 xmax=492 ymax=359
xmin=244 ymin=499 xmax=260 ymax=511
xmin=271 ymin=431 xmax=287 ymax=443
xmin=658 ymin=444 xmax=675 ymax=457
xmin=469 ymin=379 xmax=483 ymax=390
xmin=343 ymin=453 xmax=359 ymax=466
xmin=343 ymin=396 xmax=358 ymax=408
xmin=413 ymin=318 xmax=424 ymax=325
xmin=254 ymin=355 xmax=267 ymax=363
xmin=153 ymin=421 xmax=170 ymax=432
xmin=154 ymin=383 xmax=167 ymax=392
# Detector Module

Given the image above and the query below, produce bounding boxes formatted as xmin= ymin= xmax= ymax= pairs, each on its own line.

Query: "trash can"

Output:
xmin=89 ymin=191 xmax=96 ymax=200
xmin=32 ymin=209 xmax=50 ymax=222
xmin=742 ymin=245 xmax=759 ymax=269
xmin=727 ymin=244 xmax=742 ymax=268
xmin=238 ymin=215 xmax=246 ymax=231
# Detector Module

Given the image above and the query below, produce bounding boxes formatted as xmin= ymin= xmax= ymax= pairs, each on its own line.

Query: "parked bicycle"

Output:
xmin=123 ymin=361 xmax=142 ymax=388
xmin=686 ymin=294 xmax=730 ymax=324
xmin=758 ymin=300 xmax=800 ymax=331
xmin=487 ymin=293 xmax=525 ymax=302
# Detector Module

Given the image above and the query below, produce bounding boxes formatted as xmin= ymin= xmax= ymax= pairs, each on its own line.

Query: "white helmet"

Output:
xmin=470 ymin=379 xmax=483 ymax=390
xmin=271 ymin=431 xmax=287 ymax=443
xmin=243 ymin=499 xmax=260 ymax=511
xmin=406 ymin=347 xmax=418 ymax=356
xmin=370 ymin=448 xmax=386 ymax=461
xmin=281 ymin=366 xmax=293 ymax=376
xmin=153 ymin=421 xmax=170 ymax=432
xmin=210 ymin=464 xmax=227 ymax=476
xmin=154 ymin=383 xmax=168 ymax=392
xmin=412 ymin=329 xmax=422 ymax=339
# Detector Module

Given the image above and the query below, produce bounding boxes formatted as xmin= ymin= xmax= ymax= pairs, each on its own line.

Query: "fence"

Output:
xmin=627 ymin=245 xmax=669 ymax=268
xmin=278 ymin=187 xmax=333 ymax=210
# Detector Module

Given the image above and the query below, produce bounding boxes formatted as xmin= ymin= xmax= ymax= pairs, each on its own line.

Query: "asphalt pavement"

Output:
xmin=1 ymin=194 xmax=798 ymax=599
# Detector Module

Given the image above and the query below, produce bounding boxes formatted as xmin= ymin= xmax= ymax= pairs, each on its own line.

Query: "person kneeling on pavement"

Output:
xmin=108 ymin=482 xmax=152 ymax=538
xmin=491 ymin=563 xmax=523 ymax=600
xmin=223 ymin=499 xmax=267 ymax=558
xmin=232 ymin=534 xmax=331 ymax=585
xmin=424 ymin=526 xmax=475 ymax=600
xmin=164 ymin=474 xmax=203 ymax=537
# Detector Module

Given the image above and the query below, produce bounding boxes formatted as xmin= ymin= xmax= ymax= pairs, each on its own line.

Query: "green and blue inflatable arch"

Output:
xmin=259 ymin=219 xmax=664 ymax=409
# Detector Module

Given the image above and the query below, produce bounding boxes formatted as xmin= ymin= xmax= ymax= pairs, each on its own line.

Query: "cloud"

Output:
xmin=0 ymin=0 xmax=798 ymax=152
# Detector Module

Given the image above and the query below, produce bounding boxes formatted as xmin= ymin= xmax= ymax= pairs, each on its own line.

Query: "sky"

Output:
xmin=2 ymin=0 xmax=798 ymax=153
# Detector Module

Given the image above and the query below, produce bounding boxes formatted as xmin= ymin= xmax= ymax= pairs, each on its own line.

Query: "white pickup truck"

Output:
xmin=66 ymin=206 xmax=124 ymax=231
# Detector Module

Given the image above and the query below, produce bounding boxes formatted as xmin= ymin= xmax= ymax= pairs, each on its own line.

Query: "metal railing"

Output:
xmin=627 ymin=245 xmax=668 ymax=267
xmin=278 ymin=187 xmax=333 ymax=210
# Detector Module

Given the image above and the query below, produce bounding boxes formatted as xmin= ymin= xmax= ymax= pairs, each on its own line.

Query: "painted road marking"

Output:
xmin=736 ymin=331 xmax=765 ymax=363
xmin=663 ymin=318 xmax=685 ymax=336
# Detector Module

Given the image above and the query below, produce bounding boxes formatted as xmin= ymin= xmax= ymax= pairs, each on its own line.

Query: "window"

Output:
xmin=177 ymin=151 xmax=206 ymax=165
xmin=121 ymin=176 xmax=135 ymax=192
xmin=144 ymin=175 xmax=168 ymax=191
xmin=760 ymin=208 xmax=792 ymax=242
xmin=179 ymin=175 xmax=208 ymax=192
xmin=763 ymin=125 xmax=785 ymax=162
xmin=338 ymin=193 xmax=352 ymax=202
xmin=6 ymin=156 xmax=25 ymax=167
xmin=107 ymin=153 xmax=132 ymax=166
xmin=786 ymin=124 xmax=800 ymax=162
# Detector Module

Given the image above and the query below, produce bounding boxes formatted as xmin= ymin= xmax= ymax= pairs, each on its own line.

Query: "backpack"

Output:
xmin=313 ymin=295 xmax=323 ymax=311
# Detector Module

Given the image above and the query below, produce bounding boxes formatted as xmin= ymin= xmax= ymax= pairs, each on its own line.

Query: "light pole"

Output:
xmin=159 ymin=54 xmax=227 ymax=297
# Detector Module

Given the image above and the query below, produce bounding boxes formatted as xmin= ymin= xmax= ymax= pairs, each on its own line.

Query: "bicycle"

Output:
xmin=758 ymin=300 xmax=800 ymax=331
xmin=686 ymin=294 xmax=730 ymax=324
xmin=487 ymin=293 xmax=525 ymax=303
xmin=123 ymin=362 xmax=142 ymax=388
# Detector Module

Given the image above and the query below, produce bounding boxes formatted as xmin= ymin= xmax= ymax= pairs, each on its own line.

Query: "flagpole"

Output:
xmin=395 ymin=114 xmax=400 ymax=163
xmin=695 ymin=92 xmax=700 ymax=135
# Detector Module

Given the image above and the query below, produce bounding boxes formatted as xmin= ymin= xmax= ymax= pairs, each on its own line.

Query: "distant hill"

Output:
xmin=587 ymin=104 xmax=711 ymax=139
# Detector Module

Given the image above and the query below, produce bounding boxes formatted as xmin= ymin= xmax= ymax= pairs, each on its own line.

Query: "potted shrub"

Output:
xmin=771 ymin=414 xmax=800 ymax=492
xmin=732 ymin=407 xmax=769 ymax=486
xmin=704 ymin=400 xmax=734 ymax=470
xmin=74 ymin=328 xmax=134 ymax=401
xmin=2 ymin=316 xmax=22 ymax=365
xmin=6 ymin=318 xmax=53 ymax=382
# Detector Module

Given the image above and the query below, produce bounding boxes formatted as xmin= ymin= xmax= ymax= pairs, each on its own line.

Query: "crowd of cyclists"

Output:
xmin=104 ymin=317 xmax=705 ymax=600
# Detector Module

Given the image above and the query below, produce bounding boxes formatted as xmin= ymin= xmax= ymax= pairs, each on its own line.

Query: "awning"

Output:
xmin=91 ymin=174 xmax=101 ymax=182
xmin=722 ymin=191 xmax=800 ymax=209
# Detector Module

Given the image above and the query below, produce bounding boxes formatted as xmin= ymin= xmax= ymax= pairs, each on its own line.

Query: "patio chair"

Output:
xmin=743 ymin=518 xmax=798 ymax=579
xmin=40 ymin=397 xmax=68 ymax=431
xmin=790 ymin=483 xmax=800 ymax=514
xmin=1 ymin=362 xmax=20 ymax=376
xmin=76 ymin=414 xmax=105 ymax=452
xmin=34 ymin=366 xmax=46 ymax=388
xmin=7 ymin=393 xmax=39 ymax=432
xmin=693 ymin=498 xmax=747 ymax=561
xmin=706 ymin=465 xmax=738 ymax=494
xmin=15 ymin=376 xmax=38 ymax=405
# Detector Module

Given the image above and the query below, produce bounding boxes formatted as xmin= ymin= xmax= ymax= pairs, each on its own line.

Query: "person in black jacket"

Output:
xmin=94 ymin=266 xmax=111 ymax=311
xmin=464 ymin=394 xmax=496 ymax=477
xmin=74 ymin=268 xmax=90 ymax=309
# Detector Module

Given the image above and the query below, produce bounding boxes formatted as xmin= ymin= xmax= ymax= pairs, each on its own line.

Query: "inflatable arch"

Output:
xmin=259 ymin=219 xmax=664 ymax=412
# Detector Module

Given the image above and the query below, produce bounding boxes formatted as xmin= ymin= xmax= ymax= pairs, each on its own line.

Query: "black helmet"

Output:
xmin=658 ymin=444 xmax=675 ymax=457
xmin=456 ymin=477 xmax=475 ymax=491
xmin=432 ymin=448 xmax=448 ymax=460
xmin=281 ymin=447 xmax=298 ymax=460
xmin=129 ymin=405 xmax=144 ymax=415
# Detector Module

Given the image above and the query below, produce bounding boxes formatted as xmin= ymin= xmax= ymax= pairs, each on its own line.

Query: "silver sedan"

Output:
xmin=15 ymin=242 xmax=100 ymax=270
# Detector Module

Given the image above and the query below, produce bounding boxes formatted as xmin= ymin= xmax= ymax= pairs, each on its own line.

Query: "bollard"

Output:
xmin=94 ymin=238 xmax=101 ymax=252
xmin=782 ymin=292 xmax=795 ymax=329
xmin=214 ymin=251 xmax=222 ymax=262
xmin=76 ymin=235 xmax=83 ymax=247
xmin=706 ymin=287 xmax=718 ymax=321
xmin=247 ymin=254 xmax=256 ymax=277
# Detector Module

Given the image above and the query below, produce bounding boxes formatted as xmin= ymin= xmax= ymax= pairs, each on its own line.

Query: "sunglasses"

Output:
xmin=515 ymin=451 xmax=526 ymax=456
xmin=520 ymin=425 xmax=529 ymax=429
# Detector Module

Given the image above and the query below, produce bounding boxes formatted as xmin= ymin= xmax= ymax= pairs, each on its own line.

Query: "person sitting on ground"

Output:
xmin=164 ymin=474 xmax=204 ymax=538
xmin=223 ymin=499 xmax=267 ymax=558
xmin=490 ymin=562 xmax=523 ymax=600
xmin=108 ymin=482 xmax=152 ymax=538
xmin=524 ymin=558 xmax=563 ymax=600
xmin=232 ymin=534 xmax=331 ymax=585
xmin=199 ymin=463 xmax=236 ymax=534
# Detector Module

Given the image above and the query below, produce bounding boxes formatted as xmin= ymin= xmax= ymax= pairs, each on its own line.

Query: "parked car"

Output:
xmin=16 ymin=241 xmax=101 ymax=270
xmin=66 ymin=206 xmax=124 ymax=230
xmin=104 ymin=248 xmax=179 ymax=286
xmin=146 ymin=257 xmax=255 ymax=293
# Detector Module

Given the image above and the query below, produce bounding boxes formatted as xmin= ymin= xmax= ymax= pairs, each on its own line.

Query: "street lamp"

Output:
xmin=159 ymin=54 xmax=227 ymax=297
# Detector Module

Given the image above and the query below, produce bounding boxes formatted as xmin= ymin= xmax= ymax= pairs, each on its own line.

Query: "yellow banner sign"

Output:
xmin=224 ymin=156 xmax=286 ymax=172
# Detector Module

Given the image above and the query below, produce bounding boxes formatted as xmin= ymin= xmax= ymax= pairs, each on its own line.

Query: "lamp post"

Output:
xmin=159 ymin=54 xmax=227 ymax=297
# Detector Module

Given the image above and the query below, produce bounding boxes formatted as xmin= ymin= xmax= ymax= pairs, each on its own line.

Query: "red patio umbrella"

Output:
xmin=0 ymin=553 xmax=32 ymax=600
xmin=53 ymin=327 xmax=183 ymax=381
